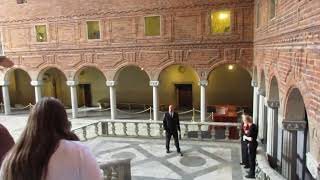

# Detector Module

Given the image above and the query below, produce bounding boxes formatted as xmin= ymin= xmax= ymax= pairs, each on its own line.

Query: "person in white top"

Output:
xmin=0 ymin=97 xmax=102 ymax=180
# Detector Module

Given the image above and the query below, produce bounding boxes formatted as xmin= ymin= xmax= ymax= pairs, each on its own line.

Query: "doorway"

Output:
xmin=175 ymin=84 xmax=192 ymax=110
xmin=79 ymin=84 xmax=92 ymax=107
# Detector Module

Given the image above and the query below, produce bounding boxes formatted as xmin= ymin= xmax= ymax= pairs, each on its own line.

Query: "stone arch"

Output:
xmin=3 ymin=67 xmax=32 ymax=81
xmin=158 ymin=64 xmax=200 ymax=111
xmin=206 ymin=64 xmax=253 ymax=112
xmin=75 ymin=66 xmax=107 ymax=107
xmin=113 ymin=63 xmax=151 ymax=81
xmin=207 ymin=61 xmax=253 ymax=80
xmin=155 ymin=62 xmax=200 ymax=81
xmin=36 ymin=65 xmax=68 ymax=81
xmin=281 ymin=86 xmax=313 ymax=180
xmin=72 ymin=65 xmax=107 ymax=82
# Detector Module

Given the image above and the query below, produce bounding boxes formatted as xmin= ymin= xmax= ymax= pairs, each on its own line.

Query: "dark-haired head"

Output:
xmin=2 ymin=97 xmax=79 ymax=180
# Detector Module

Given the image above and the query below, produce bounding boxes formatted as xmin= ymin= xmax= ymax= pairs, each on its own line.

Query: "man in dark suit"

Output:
xmin=243 ymin=115 xmax=258 ymax=179
xmin=163 ymin=105 xmax=182 ymax=156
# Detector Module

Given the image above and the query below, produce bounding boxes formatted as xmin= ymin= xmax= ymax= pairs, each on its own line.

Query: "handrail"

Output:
xmin=255 ymin=147 xmax=286 ymax=180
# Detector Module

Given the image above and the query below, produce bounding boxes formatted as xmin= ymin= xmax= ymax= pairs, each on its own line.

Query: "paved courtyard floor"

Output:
xmin=0 ymin=114 xmax=253 ymax=180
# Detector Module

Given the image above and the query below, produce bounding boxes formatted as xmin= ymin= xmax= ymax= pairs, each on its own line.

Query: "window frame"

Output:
xmin=210 ymin=9 xmax=233 ymax=35
xmin=86 ymin=20 xmax=102 ymax=41
xmin=269 ymin=0 xmax=277 ymax=20
xmin=34 ymin=24 xmax=49 ymax=43
xmin=144 ymin=15 xmax=162 ymax=37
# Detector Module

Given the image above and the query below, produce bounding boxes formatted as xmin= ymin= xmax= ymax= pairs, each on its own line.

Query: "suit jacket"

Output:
xmin=163 ymin=112 xmax=181 ymax=132
xmin=246 ymin=123 xmax=258 ymax=146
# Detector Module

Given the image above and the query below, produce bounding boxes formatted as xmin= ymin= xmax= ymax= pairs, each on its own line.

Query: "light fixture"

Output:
xmin=228 ymin=65 xmax=234 ymax=71
xmin=141 ymin=67 xmax=144 ymax=71
xmin=219 ymin=13 xmax=229 ymax=20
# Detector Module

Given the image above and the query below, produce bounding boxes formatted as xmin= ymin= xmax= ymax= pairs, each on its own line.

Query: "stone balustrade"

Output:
xmin=99 ymin=158 xmax=131 ymax=180
xmin=72 ymin=119 xmax=241 ymax=141
xmin=255 ymin=148 xmax=286 ymax=180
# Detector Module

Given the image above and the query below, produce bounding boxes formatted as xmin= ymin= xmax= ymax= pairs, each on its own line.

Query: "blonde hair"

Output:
xmin=242 ymin=114 xmax=253 ymax=123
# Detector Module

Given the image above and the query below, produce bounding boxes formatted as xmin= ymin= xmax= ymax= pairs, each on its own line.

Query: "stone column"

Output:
xmin=31 ymin=80 xmax=43 ymax=103
xmin=0 ymin=80 xmax=11 ymax=115
xmin=150 ymin=81 xmax=159 ymax=121
xmin=258 ymin=87 xmax=266 ymax=140
xmin=67 ymin=81 xmax=78 ymax=119
xmin=107 ymin=81 xmax=117 ymax=120
xmin=251 ymin=81 xmax=259 ymax=124
xmin=266 ymin=100 xmax=279 ymax=157
xmin=199 ymin=80 xmax=208 ymax=122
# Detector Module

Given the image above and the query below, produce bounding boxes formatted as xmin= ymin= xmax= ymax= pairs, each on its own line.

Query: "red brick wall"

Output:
xmin=253 ymin=0 xmax=320 ymax=161
xmin=0 ymin=0 xmax=254 ymax=82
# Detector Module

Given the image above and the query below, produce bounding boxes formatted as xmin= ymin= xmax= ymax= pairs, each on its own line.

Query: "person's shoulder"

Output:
xmin=59 ymin=140 xmax=90 ymax=153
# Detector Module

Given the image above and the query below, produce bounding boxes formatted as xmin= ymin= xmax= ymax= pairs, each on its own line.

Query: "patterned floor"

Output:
xmin=84 ymin=137 xmax=247 ymax=180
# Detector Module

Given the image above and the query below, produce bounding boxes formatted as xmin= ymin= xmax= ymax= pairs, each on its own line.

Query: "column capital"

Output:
xmin=258 ymin=87 xmax=265 ymax=96
xmin=106 ymin=81 xmax=117 ymax=87
xmin=66 ymin=80 xmax=78 ymax=86
xmin=0 ymin=80 xmax=9 ymax=86
xmin=149 ymin=81 xmax=159 ymax=87
xmin=267 ymin=100 xmax=280 ymax=109
xmin=199 ymin=80 xmax=208 ymax=87
xmin=31 ymin=80 xmax=43 ymax=86
xmin=251 ymin=80 xmax=258 ymax=87
xmin=282 ymin=120 xmax=306 ymax=131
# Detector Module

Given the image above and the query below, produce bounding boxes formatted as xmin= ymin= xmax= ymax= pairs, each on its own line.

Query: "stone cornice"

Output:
xmin=282 ymin=120 xmax=306 ymax=131
xmin=0 ymin=1 xmax=253 ymax=24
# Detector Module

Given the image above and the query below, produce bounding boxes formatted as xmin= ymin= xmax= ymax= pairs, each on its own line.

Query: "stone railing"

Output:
xmin=72 ymin=119 xmax=241 ymax=141
xmin=99 ymin=159 xmax=131 ymax=180
xmin=255 ymin=148 xmax=286 ymax=180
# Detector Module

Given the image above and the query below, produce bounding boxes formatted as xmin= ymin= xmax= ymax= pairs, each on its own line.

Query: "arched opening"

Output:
xmin=116 ymin=66 xmax=151 ymax=117
xmin=207 ymin=64 xmax=253 ymax=114
xmin=282 ymin=88 xmax=313 ymax=180
xmin=77 ymin=67 xmax=107 ymax=108
xmin=158 ymin=65 xmax=199 ymax=118
xmin=267 ymin=76 xmax=280 ymax=169
xmin=6 ymin=69 xmax=35 ymax=110
xmin=39 ymin=68 xmax=70 ymax=107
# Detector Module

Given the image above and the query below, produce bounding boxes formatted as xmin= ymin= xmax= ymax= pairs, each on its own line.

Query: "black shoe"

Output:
xmin=240 ymin=162 xmax=245 ymax=165
xmin=166 ymin=150 xmax=170 ymax=153
xmin=244 ymin=165 xmax=250 ymax=169
xmin=178 ymin=152 xmax=183 ymax=156
xmin=245 ymin=175 xmax=255 ymax=179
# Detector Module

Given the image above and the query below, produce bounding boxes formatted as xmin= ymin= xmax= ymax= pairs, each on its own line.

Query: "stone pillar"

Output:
xmin=31 ymin=80 xmax=43 ymax=103
xmin=0 ymin=80 xmax=11 ymax=115
xmin=251 ymin=81 xmax=259 ymax=124
xmin=258 ymin=87 xmax=266 ymax=140
xmin=107 ymin=81 xmax=117 ymax=120
xmin=150 ymin=81 xmax=159 ymax=121
xmin=266 ymin=100 xmax=279 ymax=157
xmin=67 ymin=81 xmax=78 ymax=119
xmin=199 ymin=80 xmax=208 ymax=122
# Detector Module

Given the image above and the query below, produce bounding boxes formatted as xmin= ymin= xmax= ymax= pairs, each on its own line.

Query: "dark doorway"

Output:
xmin=175 ymin=84 xmax=192 ymax=110
xmin=79 ymin=84 xmax=92 ymax=107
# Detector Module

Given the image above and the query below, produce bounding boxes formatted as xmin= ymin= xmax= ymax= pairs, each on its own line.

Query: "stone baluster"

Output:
xmin=146 ymin=123 xmax=151 ymax=137
xmin=82 ymin=126 xmax=87 ymax=140
xmin=122 ymin=122 xmax=127 ymax=136
xmin=94 ymin=123 xmax=99 ymax=136
xmin=225 ymin=127 xmax=230 ymax=140
xmin=197 ymin=124 xmax=202 ymax=139
xmin=111 ymin=122 xmax=116 ymax=136
xmin=159 ymin=124 xmax=164 ymax=138
xmin=184 ymin=124 xmax=189 ymax=139
xmin=134 ymin=123 xmax=139 ymax=136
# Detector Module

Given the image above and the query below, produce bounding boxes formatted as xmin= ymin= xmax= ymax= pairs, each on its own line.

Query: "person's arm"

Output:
xmin=163 ymin=113 xmax=168 ymax=131
xmin=176 ymin=113 xmax=181 ymax=132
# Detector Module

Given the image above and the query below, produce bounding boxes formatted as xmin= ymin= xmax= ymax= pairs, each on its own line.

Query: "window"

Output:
xmin=17 ymin=0 xmax=27 ymax=4
xmin=144 ymin=16 xmax=161 ymax=36
xmin=35 ymin=25 xmax=47 ymax=42
xmin=211 ymin=10 xmax=231 ymax=33
xmin=270 ymin=0 xmax=276 ymax=19
xmin=87 ymin=21 xmax=100 ymax=40
xmin=256 ymin=1 xmax=261 ymax=28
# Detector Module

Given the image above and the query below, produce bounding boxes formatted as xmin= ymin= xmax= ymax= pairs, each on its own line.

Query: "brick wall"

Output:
xmin=253 ymin=0 xmax=320 ymax=162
